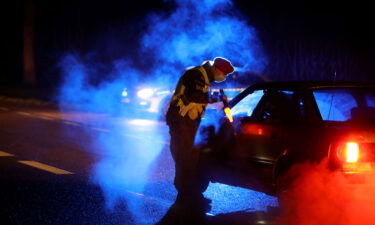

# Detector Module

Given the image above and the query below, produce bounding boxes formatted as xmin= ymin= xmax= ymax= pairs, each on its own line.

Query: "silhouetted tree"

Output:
xmin=23 ymin=0 xmax=36 ymax=86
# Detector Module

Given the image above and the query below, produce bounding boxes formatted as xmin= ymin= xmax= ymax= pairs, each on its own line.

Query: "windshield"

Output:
xmin=313 ymin=88 xmax=375 ymax=122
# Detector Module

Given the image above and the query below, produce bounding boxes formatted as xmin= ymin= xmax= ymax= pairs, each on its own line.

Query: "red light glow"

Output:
xmin=276 ymin=160 xmax=375 ymax=225
xmin=346 ymin=142 xmax=359 ymax=163
xmin=242 ymin=124 xmax=266 ymax=135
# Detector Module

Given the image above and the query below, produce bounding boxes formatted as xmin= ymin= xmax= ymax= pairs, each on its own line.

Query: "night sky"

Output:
xmin=1 ymin=0 xmax=375 ymax=88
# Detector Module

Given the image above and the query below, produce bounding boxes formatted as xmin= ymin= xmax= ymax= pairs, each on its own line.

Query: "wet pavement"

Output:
xmin=0 ymin=101 xmax=280 ymax=224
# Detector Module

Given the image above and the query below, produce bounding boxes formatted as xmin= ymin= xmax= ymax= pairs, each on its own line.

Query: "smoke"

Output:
xmin=142 ymin=0 xmax=266 ymax=84
xmin=57 ymin=55 xmax=144 ymax=114
xmin=56 ymin=0 xmax=267 ymax=223
xmin=276 ymin=160 xmax=375 ymax=225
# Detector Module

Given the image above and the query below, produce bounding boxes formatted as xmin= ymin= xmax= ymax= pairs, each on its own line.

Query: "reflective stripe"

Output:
xmin=187 ymin=102 xmax=207 ymax=120
xmin=196 ymin=66 xmax=210 ymax=93
xmin=172 ymin=66 xmax=210 ymax=102
xmin=172 ymin=84 xmax=186 ymax=102
xmin=171 ymin=66 xmax=210 ymax=119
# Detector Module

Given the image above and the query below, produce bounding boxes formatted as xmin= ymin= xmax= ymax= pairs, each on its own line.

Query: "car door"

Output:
xmin=230 ymin=89 xmax=301 ymax=184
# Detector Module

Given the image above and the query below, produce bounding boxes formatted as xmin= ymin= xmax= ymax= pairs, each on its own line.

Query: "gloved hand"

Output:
xmin=179 ymin=102 xmax=196 ymax=117
xmin=220 ymin=94 xmax=228 ymax=103
xmin=210 ymin=91 xmax=220 ymax=103
xmin=219 ymin=89 xmax=228 ymax=104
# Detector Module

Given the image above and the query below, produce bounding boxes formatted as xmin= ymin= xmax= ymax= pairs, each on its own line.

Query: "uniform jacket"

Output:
xmin=168 ymin=61 xmax=217 ymax=121
xmin=172 ymin=61 xmax=215 ymax=104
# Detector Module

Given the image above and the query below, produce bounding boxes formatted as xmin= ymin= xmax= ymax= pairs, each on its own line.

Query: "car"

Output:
xmin=117 ymin=84 xmax=173 ymax=119
xmin=117 ymin=82 xmax=245 ymax=120
xmin=197 ymin=81 xmax=375 ymax=197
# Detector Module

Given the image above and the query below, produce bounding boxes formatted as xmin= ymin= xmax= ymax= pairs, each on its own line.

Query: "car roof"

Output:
xmin=248 ymin=81 xmax=375 ymax=91
xmin=230 ymin=81 xmax=375 ymax=107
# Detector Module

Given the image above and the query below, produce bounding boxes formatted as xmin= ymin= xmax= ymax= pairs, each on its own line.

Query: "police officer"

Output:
xmin=166 ymin=57 xmax=234 ymax=209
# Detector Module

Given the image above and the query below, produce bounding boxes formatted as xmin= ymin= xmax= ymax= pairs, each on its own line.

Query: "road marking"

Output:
xmin=16 ymin=111 xmax=32 ymax=116
xmin=124 ymin=190 xmax=172 ymax=207
xmin=126 ymin=190 xmax=145 ymax=197
xmin=92 ymin=128 xmax=111 ymax=133
xmin=37 ymin=116 xmax=54 ymax=121
xmin=0 ymin=151 xmax=14 ymax=157
xmin=63 ymin=121 xmax=80 ymax=126
xmin=18 ymin=160 xmax=74 ymax=175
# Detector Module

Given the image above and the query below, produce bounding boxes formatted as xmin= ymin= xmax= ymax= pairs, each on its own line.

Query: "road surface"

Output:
xmin=0 ymin=101 xmax=279 ymax=225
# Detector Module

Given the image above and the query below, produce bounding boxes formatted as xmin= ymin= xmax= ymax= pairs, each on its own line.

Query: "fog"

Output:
xmin=56 ymin=0 xmax=268 ymax=223
xmin=276 ymin=160 xmax=375 ymax=225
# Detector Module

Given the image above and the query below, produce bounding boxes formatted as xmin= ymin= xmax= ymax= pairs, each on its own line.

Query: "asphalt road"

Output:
xmin=0 ymin=101 xmax=279 ymax=225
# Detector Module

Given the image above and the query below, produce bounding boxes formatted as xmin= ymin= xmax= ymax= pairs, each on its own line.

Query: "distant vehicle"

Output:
xmin=197 ymin=81 xmax=375 ymax=196
xmin=118 ymin=84 xmax=172 ymax=119
xmin=118 ymin=82 xmax=246 ymax=120
xmin=116 ymin=71 xmax=254 ymax=119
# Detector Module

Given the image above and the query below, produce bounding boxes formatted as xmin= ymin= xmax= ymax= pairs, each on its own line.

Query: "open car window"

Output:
xmin=230 ymin=90 xmax=264 ymax=117
xmin=230 ymin=89 xmax=306 ymax=124
xmin=251 ymin=90 xmax=301 ymax=123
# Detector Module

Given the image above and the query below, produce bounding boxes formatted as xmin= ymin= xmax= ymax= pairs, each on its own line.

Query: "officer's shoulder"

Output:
xmin=184 ymin=66 xmax=202 ymax=75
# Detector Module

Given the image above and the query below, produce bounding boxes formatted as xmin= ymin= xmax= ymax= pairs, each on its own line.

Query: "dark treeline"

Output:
xmin=1 ymin=0 xmax=375 ymax=89
xmin=237 ymin=0 xmax=375 ymax=82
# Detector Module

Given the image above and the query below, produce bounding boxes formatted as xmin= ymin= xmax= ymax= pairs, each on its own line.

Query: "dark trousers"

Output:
xmin=166 ymin=106 xmax=202 ymax=200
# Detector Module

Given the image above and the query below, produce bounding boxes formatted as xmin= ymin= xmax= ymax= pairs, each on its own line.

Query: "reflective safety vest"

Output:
xmin=172 ymin=66 xmax=210 ymax=120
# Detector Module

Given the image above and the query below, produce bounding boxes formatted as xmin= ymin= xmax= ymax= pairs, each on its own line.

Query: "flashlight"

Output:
xmin=220 ymin=89 xmax=233 ymax=123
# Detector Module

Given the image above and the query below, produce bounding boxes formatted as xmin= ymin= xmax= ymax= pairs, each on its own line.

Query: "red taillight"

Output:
xmin=336 ymin=142 xmax=360 ymax=163
xmin=331 ymin=141 xmax=375 ymax=173
xmin=345 ymin=142 xmax=359 ymax=163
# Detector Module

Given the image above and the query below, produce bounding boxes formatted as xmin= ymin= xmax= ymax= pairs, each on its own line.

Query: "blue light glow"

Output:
xmin=312 ymin=89 xmax=374 ymax=121
xmin=230 ymin=90 xmax=264 ymax=117
xmin=204 ymin=183 xmax=278 ymax=215
xmin=137 ymin=88 xmax=154 ymax=99
xmin=127 ymin=119 xmax=159 ymax=126
xmin=56 ymin=0 xmax=269 ymax=223
xmin=142 ymin=0 xmax=267 ymax=84
xmin=121 ymin=88 xmax=128 ymax=97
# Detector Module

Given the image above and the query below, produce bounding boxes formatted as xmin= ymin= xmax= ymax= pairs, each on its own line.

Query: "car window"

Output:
xmin=230 ymin=90 xmax=264 ymax=117
xmin=252 ymin=90 xmax=298 ymax=123
xmin=366 ymin=94 xmax=375 ymax=108
xmin=313 ymin=88 xmax=375 ymax=122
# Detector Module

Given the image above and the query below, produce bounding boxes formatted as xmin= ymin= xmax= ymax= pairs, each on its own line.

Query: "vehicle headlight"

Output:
xmin=137 ymin=88 xmax=154 ymax=99
xmin=122 ymin=88 xmax=128 ymax=97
